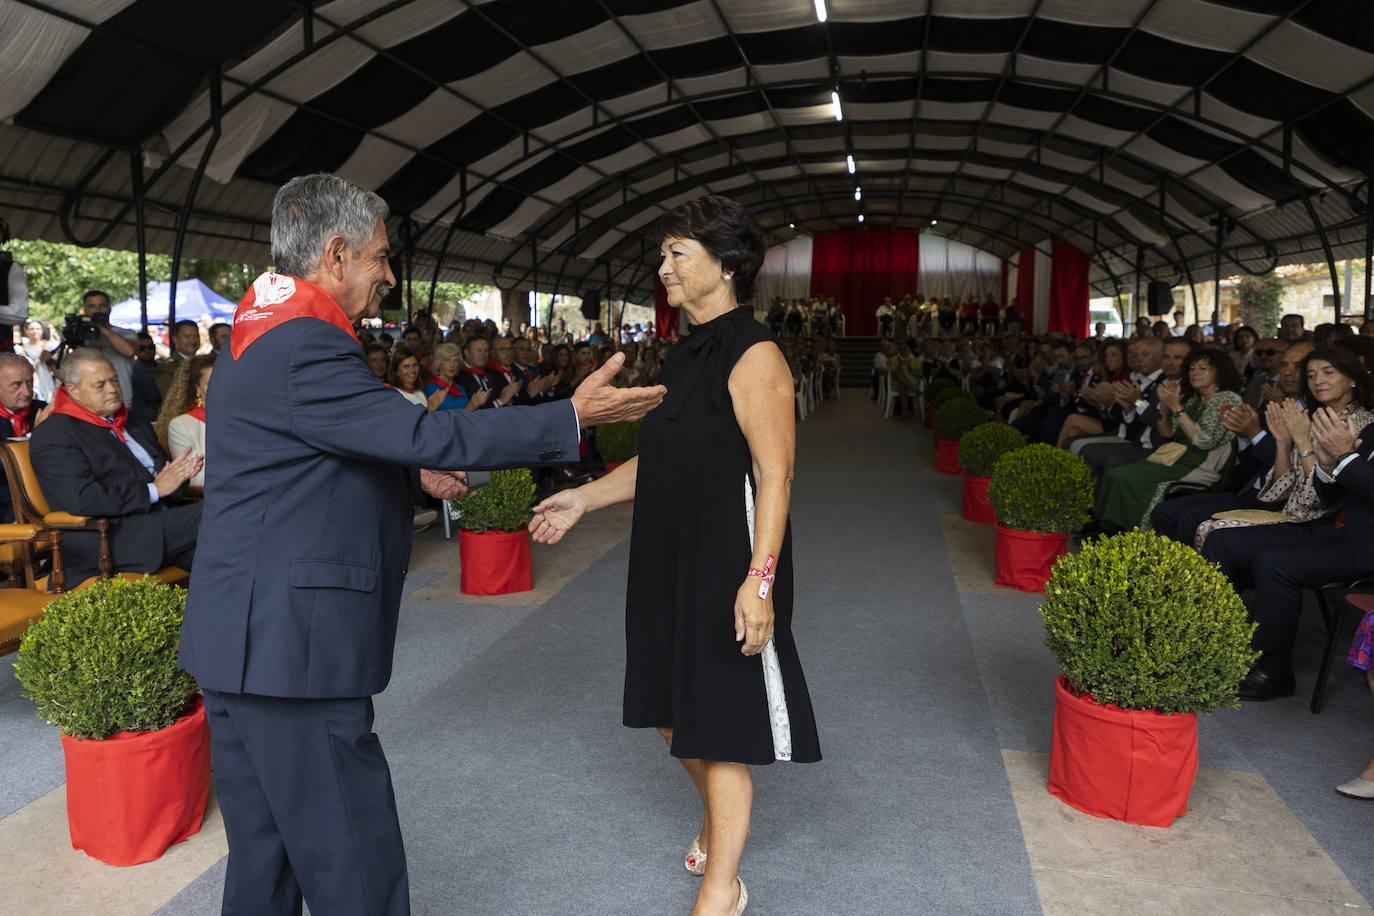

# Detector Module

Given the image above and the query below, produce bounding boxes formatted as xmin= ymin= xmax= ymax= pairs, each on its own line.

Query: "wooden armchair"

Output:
xmin=0 ymin=440 xmax=189 ymax=591
xmin=0 ymin=524 xmax=62 ymax=655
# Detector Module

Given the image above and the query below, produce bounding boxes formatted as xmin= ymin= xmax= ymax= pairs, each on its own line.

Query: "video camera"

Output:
xmin=62 ymin=312 xmax=107 ymax=349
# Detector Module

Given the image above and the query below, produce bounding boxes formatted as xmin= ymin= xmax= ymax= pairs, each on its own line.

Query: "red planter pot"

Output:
xmin=60 ymin=694 xmax=211 ymax=866
xmin=961 ymin=475 xmax=996 ymax=523
xmin=923 ymin=404 xmax=934 ymax=429
xmin=994 ymin=524 xmax=1070 ymax=592
xmin=459 ymin=528 xmax=533 ymax=595
xmin=1048 ymin=675 xmax=1198 ymax=828
xmin=935 ymin=437 xmax=962 ymax=474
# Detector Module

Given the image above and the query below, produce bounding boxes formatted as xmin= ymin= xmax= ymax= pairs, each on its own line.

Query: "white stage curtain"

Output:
xmin=753 ymin=235 xmax=813 ymax=309
xmin=917 ymin=233 xmax=1003 ymax=302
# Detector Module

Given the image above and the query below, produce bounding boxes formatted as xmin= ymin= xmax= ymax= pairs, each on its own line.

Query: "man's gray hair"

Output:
xmin=0 ymin=352 xmax=33 ymax=376
xmin=271 ymin=174 xmax=390 ymax=278
xmin=57 ymin=348 xmax=110 ymax=387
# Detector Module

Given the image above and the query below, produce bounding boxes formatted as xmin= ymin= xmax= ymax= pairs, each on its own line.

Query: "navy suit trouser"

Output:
xmin=203 ymin=690 xmax=409 ymax=916
xmin=1150 ymin=490 xmax=1265 ymax=543
xmin=1200 ymin=524 xmax=1365 ymax=676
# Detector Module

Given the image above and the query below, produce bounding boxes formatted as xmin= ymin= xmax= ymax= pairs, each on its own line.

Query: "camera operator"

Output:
xmin=0 ymin=218 xmax=26 ymax=352
xmin=65 ymin=290 xmax=137 ymax=409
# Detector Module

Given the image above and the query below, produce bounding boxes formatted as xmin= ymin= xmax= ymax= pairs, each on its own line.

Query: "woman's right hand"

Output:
xmin=1265 ymin=400 xmax=1291 ymax=445
xmin=426 ymin=389 xmax=447 ymax=411
xmin=529 ymin=489 xmax=587 ymax=544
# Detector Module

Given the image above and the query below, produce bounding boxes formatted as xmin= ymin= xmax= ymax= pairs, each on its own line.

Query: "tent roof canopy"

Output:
xmin=4 ymin=0 xmax=1373 ymax=305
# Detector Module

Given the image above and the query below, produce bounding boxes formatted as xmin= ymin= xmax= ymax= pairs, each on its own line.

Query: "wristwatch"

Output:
xmin=1299 ymin=449 xmax=1315 ymax=458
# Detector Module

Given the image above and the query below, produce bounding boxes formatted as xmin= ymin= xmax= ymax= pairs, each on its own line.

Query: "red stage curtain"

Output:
xmin=1016 ymin=246 xmax=1036 ymax=315
xmin=809 ymin=228 xmax=920 ymax=336
xmin=654 ymin=276 xmax=677 ymax=338
xmin=1001 ymin=259 xmax=1009 ymax=308
xmin=1049 ymin=240 xmax=1090 ymax=338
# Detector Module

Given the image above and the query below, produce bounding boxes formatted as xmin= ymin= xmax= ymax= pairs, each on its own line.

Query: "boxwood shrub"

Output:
xmin=13 ymin=577 xmax=197 ymax=740
xmin=933 ymin=398 xmax=990 ymax=441
xmin=959 ymin=423 xmax=1027 ymax=477
xmin=451 ymin=468 xmax=536 ymax=533
xmin=924 ymin=377 xmax=959 ymax=403
xmin=987 ymin=444 xmax=1094 ymax=533
xmin=596 ymin=419 xmax=642 ymax=464
xmin=1041 ymin=530 xmax=1259 ymax=714
xmin=931 ymin=386 xmax=974 ymax=410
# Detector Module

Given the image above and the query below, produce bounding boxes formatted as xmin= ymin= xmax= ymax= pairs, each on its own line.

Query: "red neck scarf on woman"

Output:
xmin=231 ymin=272 xmax=357 ymax=359
xmin=50 ymin=387 xmax=128 ymax=441
xmin=427 ymin=374 xmax=462 ymax=396
xmin=0 ymin=402 xmax=32 ymax=438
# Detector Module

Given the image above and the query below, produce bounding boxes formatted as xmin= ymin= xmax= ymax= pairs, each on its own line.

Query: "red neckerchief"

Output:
xmin=51 ymin=387 xmax=128 ymax=441
xmin=487 ymin=360 xmax=516 ymax=383
xmin=427 ymin=375 xmax=463 ymax=397
xmin=186 ymin=406 xmax=207 ymax=423
xmin=0 ymin=402 xmax=33 ymax=437
xmin=460 ymin=366 xmax=491 ymax=389
xmin=230 ymin=272 xmax=357 ymax=359
xmin=392 ymin=382 xmax=419 ymax=393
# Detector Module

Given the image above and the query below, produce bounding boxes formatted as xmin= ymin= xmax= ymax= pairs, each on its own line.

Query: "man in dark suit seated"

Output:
xmin=1200 ymin=411 xmax=1374 ymax=700
xmin=31 ymin=348 xmax=203 ymax=586
xmin=177 ymin=173 xmax=664 ymax=916
xmin=0 ymin=352 xmax=51 ymax=522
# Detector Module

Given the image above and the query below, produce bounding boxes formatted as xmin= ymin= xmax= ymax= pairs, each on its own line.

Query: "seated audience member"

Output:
xmin=364 ymin=343 xmax=389 ymax=380
xmin=871 ymin=340 xmax=893 ymax=400
xmin=1010 ymin=340 xmax=1074 ymax=433
xmin=1231 ymin=325 xmax=1258 ymax=377
xmin=423 ymin=342 xmax=481 ymax=411
xmin=1069 ymin=337 xmax=1175 ymax=476
xmin=1242 ymin=338 xmax=1287 ymax=409
xmin=208 ymin=322 xmax=231 ymax=354
xmin=455 ymin=336 xmax=520 ymax=409
xmin=1279 ymin=312 xmax=1309 ymax=342
xmin=511 ymin=336 xmax=557 ymax=403
xmin=888 ymin=341 xmax=920 ymax=416
xmin=1028 ymin=341 xmax=1096 ymax=444
xmin=1056 ymin=340 xmax=1128 ymax=446
xmin=19 ymin=319 xmax=56 ymax=402
xmin=387 ymin=349 xmax=429 ymax=408
xmin=1152 ymin=320 xmax=1172 ymax=339
xmin=1201 ymin=410 xmax=1374 ymax=700
xmin=487 ymin=336 xmax=536 ymax=404
xmin=130 ymin=331 xmax=163 ymax=423
xmin=156 ymin=318 xmax=202 ymax=397
xmin=1339 ymin=608 xmax=1374 ymax=797
xmin=31 ymin=349 xmax=203 ymax=587
xmin=1151 ymin=342 xmax=1313 ymax=541
xmin=0 ymin=352 xmax=50 ymax=521
xmin=155 ymin=353 xmax=216 ymax=489
xmin=401 ymin=325 xmax=423 ymax=356
xmin=1096 ymin=346 xmax=1243 ymax=531
xmin=1170 ymin=310 xmax=1187 ymax=336
xmin=1192 ymin=347 xmax=1371 ymax=548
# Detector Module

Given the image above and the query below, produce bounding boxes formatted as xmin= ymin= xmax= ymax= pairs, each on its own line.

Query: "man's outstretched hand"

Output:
xmin=420 ymin=469 xmax=469 ymax=500
xmin=569 ymin=352 xmax=666 ymax=426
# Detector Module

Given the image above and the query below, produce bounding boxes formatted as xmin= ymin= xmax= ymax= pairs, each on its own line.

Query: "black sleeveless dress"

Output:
xmin=623 ymin=307 xmax=821 ymax=765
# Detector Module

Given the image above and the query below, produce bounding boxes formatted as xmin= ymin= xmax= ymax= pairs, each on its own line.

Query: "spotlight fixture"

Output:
xmin=846 ymin=154 xmax=855 ymax=174
xmin=931 ymin=218 xmax=938 ymax=226
xmin=789 ymin=222 xmax=796 ymax=229
xmin=830 ymin=90 xmax=843 ymax=121
xmin=854 ymin=186 xmax=862 ymax=201
xmin=813 ymin=0 xmax=827 ymax=23
xmin=858 ymin=214 xmax=865 ymax=223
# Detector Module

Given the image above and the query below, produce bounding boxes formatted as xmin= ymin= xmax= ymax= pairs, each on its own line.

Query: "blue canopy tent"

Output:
xmin=109 ymin=279 xmax=236 ymax=329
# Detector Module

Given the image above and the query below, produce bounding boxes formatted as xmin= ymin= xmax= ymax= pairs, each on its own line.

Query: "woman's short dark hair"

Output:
xmin=1180 ymin=346 xmax=1243 ymax=400
xmin=657 ymin=195 xmax=765 ymax=303
xmin=1299 ymin=346 xmax=1371 ymax=409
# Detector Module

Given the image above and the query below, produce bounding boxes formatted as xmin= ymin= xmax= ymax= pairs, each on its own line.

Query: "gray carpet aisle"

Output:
xmin=3 ymin=392 xmax=1370 ymax=913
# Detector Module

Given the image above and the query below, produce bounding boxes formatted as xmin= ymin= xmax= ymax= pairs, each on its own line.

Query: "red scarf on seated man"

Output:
xmin=231 ymin=272 xmax=357 ymax=359
xmin=0 ymin=402 xmax=34 ymax=438
xmin=49 ymin=387 xmax=128 ymax=441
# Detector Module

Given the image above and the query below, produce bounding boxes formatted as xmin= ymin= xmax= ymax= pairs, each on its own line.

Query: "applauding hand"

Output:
xmin=529 ymin=489 xmax=588 ymax=544
xmin=154 ymin=446 xmax=203 ymax=497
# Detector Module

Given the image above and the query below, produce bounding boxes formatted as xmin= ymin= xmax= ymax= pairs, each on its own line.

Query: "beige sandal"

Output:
xmin=684 ymin=836 xmax=707 ymax=875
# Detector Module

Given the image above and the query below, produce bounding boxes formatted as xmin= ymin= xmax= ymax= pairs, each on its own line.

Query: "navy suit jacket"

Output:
xmin=178 ymin=315 xmax=579 ymax=698
xmin=1314 ymin=420 xmax=1374 ymax=547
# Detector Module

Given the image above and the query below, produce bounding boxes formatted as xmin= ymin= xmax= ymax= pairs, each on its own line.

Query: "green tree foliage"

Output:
xmin=1 ymin=239 xmax=265 ymax=324
xmin=1237 ymin=271 xmax=1283 ymax=336
xmin=1041 ymin=531 xmax=1259 ymax=714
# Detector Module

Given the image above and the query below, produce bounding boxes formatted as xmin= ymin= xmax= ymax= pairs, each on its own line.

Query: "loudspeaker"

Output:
xmin=580 ymin=289 xmax=602 ymax=320
xmin=1147 ymin=281 xmax=1173 ymax=316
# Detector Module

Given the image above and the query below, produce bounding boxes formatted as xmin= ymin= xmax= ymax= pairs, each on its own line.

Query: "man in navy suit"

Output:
xmin=177 ymin=174 xmax=664 ymax=916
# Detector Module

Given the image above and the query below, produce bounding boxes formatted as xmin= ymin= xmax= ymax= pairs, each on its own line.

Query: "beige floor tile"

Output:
xmin=1003 ymin=749 xmax=1371 ymax=914
xmin=407 ymin=502 xmax=634 ymax=606
xmin=0 ymin=780 xmax=226 ymax=916
xmin=938 ymin=511 xmax=1005 ymax=594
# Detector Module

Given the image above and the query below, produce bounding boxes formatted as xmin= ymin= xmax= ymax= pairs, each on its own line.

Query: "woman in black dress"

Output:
xmin=530 ymin=196 xmax=820 ymax=916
